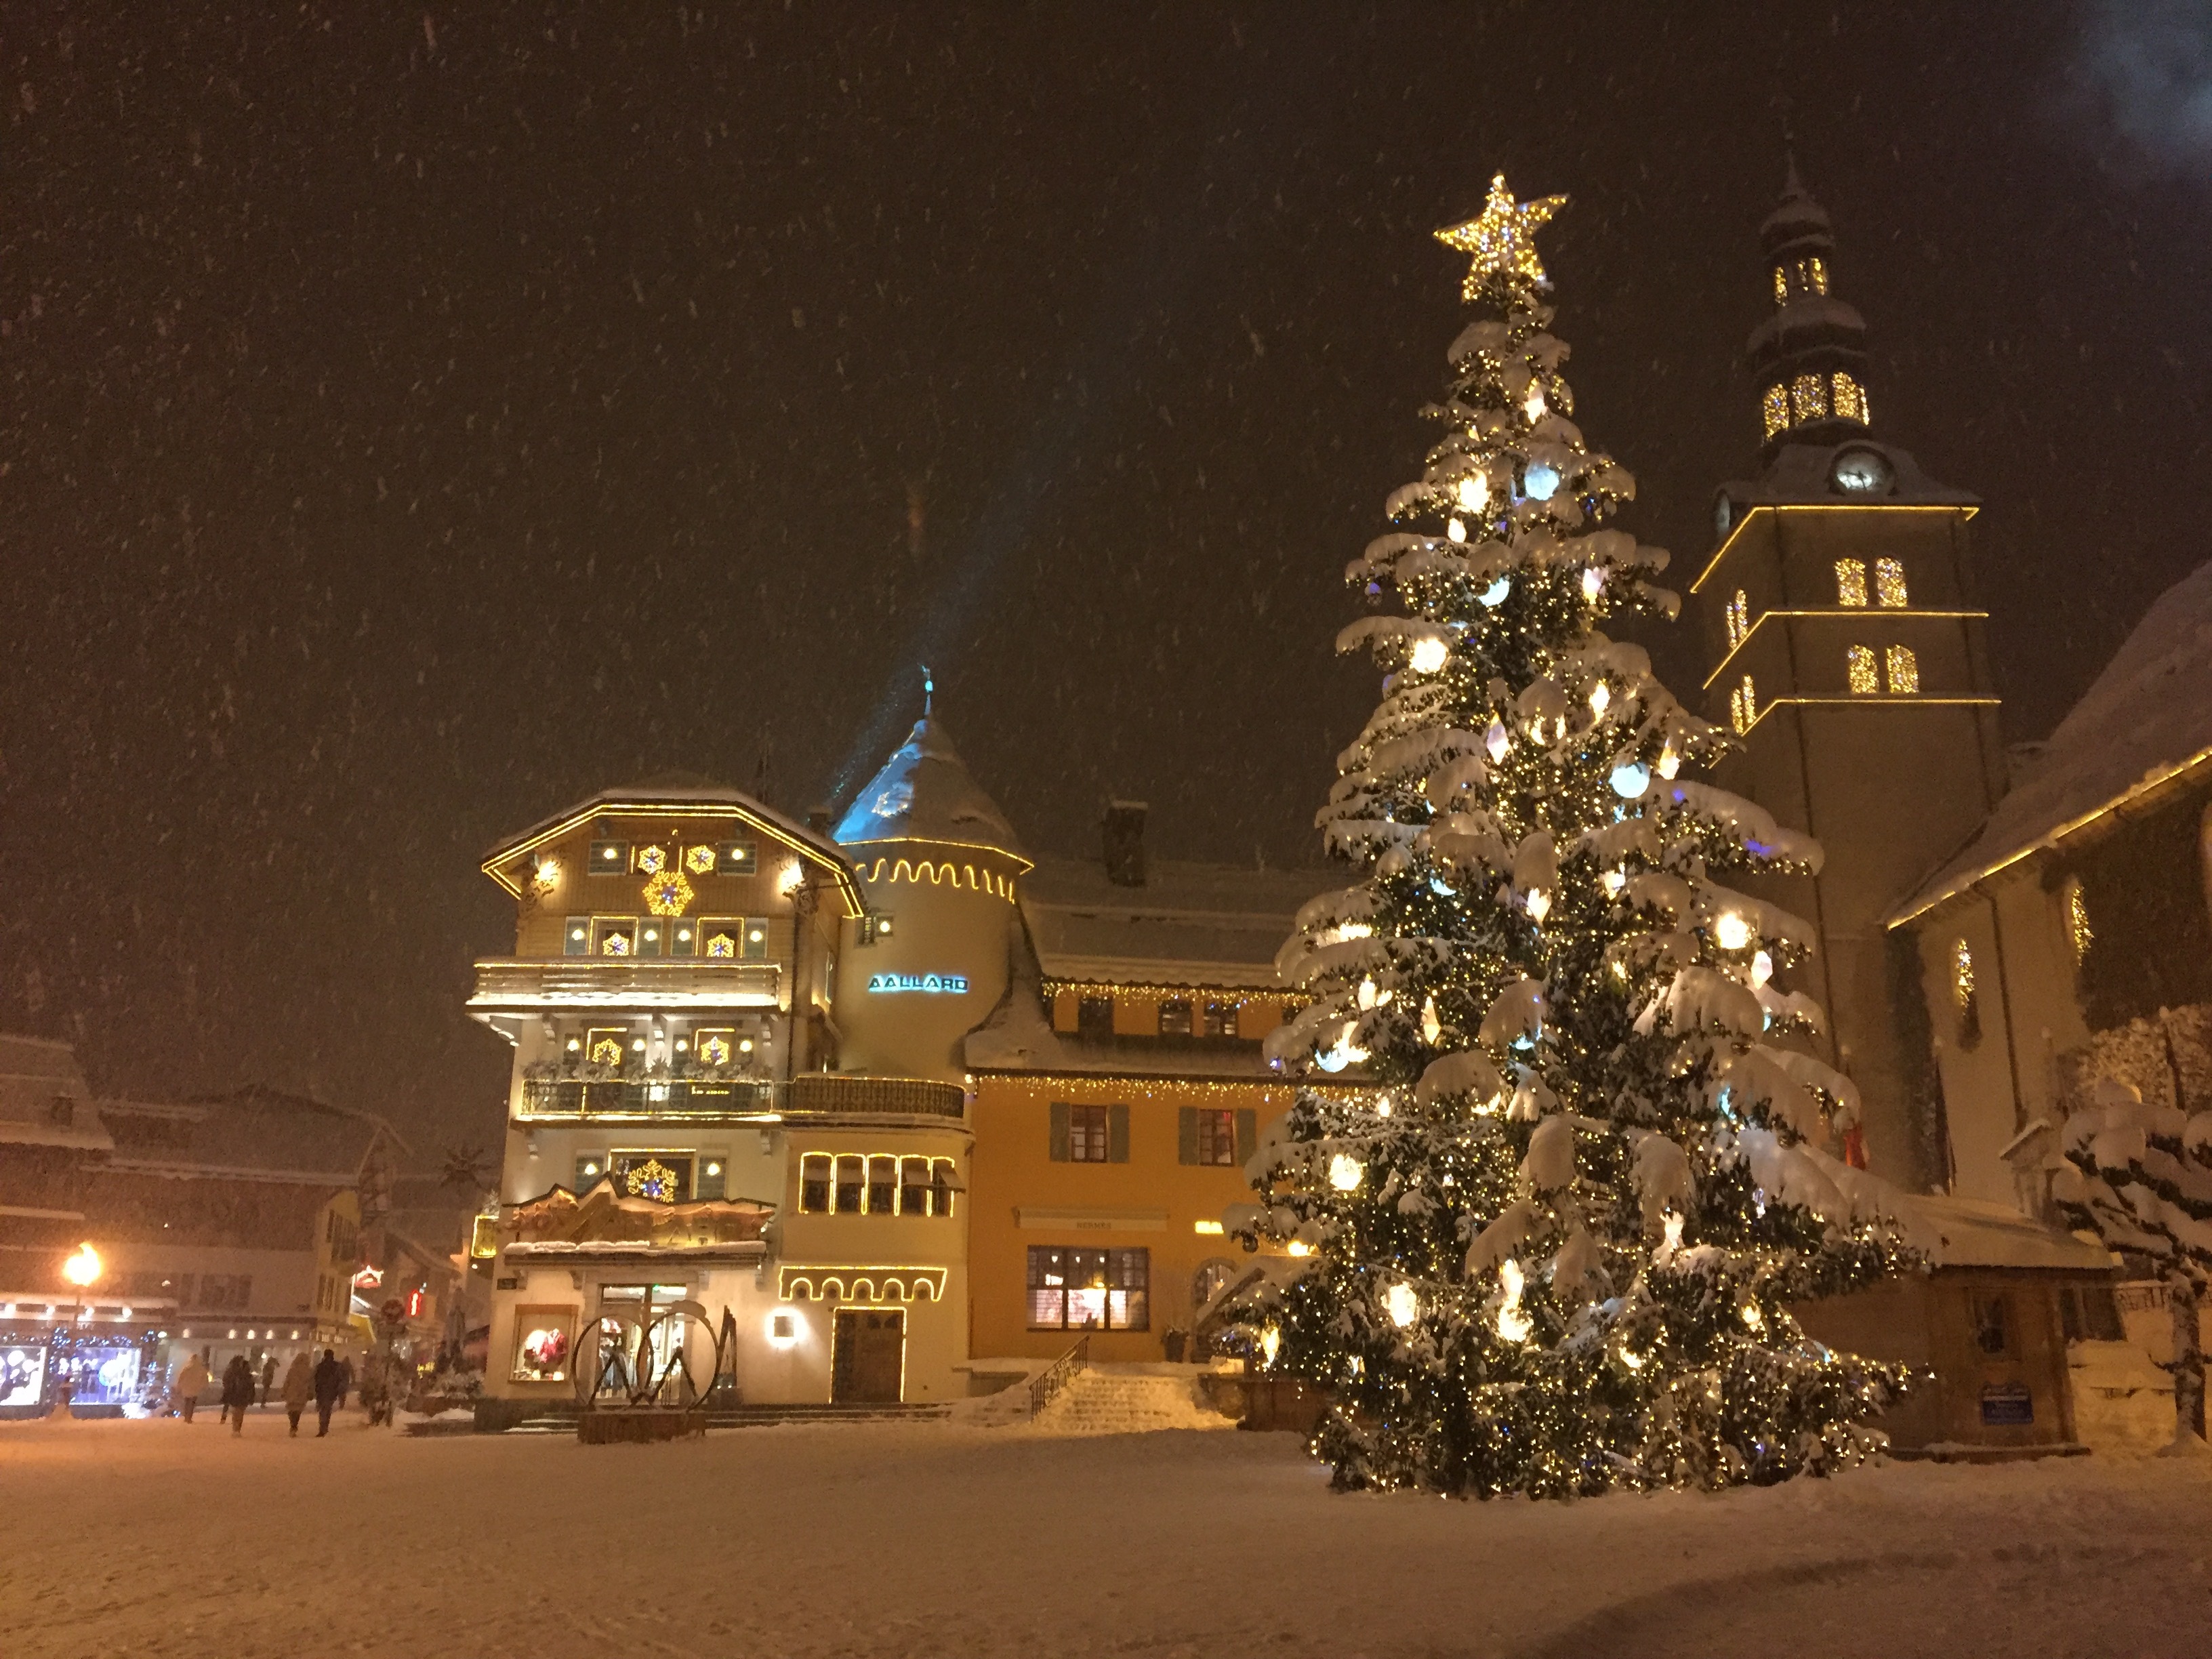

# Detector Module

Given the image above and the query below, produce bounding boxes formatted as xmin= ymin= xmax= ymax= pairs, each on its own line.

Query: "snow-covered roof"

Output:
xmin=0 ymin=1035 xmax=110 ymax=1153
xmin=1904 ymin=1195 xmax=2116 ymax=1273
xmin=101 ymin=1086 xmax=406 ymax=1183
xmin=480 ymin=772 xmax=859 ymax=910
xmin=1017 ymin=855 xmax=1330 ymax=990
xmin=1715 ymin=440 xmax=1978 ymax=512
xmin=1891 ymin=559 xmax=2212 ymax=925
xmin=832 ymin=719 xmax=1026 ymax=861
xmin=1746 ymin=295 xmax=1868 ymax=358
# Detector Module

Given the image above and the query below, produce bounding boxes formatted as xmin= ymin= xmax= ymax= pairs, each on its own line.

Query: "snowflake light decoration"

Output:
xmin=684 ymin=844 xmax=717 ymax=876
xmin=642 ymin=869 xmax=695 ymax=916
xmin=624 ymin=1158 xmax=683 ymax=1204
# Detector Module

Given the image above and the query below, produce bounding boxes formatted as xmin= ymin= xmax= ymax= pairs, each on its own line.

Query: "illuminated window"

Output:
xmin=695 ymin=1155 xmax=726 ymax=1202
xmin=615 ymin=1153 xmax=692 ymax=1204
xmin=701 ymin=917 xmax=743 ymax=960
xmin=2066 ymin=879 xmax=2092 ymax=965
xmin=564 ymin=916 xmax=590 ymax=958
xmin=1790 ymin=373 xmax=1828 ymax=422
xmin=834 ymin=1154 xmax=865 ymax=1214
xmin=1875 ymin=558 xmax=1907 ymax=607
xmin=743 ymin=920 xmax=769 ymax=960
xmin=694 ymin=1028 xmax=735 ymax=1069
xmin=585 ymin=1027 xmax=628 ymax=1068
xmin=633 ymin=844 xmax=669 ymax=876
xmin=591 ymin=917 xmax=637 ymax=957
xmin=1158 ymin=998 xmax=1193 ymax=1038
xmin=1835 ymin=559 xmax=1868 ymax=607
xmin=715 ymin=840 xmax=759 ymax=876
xmin=1804 ymin=255 xmax=1829 ymax=295
xmin=1761 ymin=383 xmax=1790 ymax=439
xmin=1952 ymin=938 xmax=1981 ymax=1048
xmin=667 ymin=918 xmax=697 ymax=956
xmin=1725 ymin=589 xmax=1750 ymax=648
xmin=575 ymin=1152 xmax=607 ymax=1189
xmin=1771 ymin=264 xmax=1788 ymax=305
xmin=1027 ymin=1246 xmax=1149 ymax=1331
xmin=1202 ymin=1000 xmax=1241 ymax=1038
xmin=899 ymin=1155 xmax=958 ymax=1216
xmin=1832 ymin=371 xmax=1868 ymax=424
xmin=1730 ymin=674 xmax=1757 ymax=735
xmin=1076 ymin=996 xmax=1114 ymax=1041
xmin=1847 ymin=645 xmax=1880 ymax=695
xmin=1885 ymin=645 xmax=1919 ymax=694
xmin=800 ymin=1154 xmax=831 ymax=1213
xmin=866 ymin=1155 xmax=898 ymax=1214
xmin=589 ymin=840 xmax=629 ymax=874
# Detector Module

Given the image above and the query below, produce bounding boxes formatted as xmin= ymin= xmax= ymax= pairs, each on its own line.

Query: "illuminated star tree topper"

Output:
xmin=1434 ymin=172 xmax=1570 ymax=297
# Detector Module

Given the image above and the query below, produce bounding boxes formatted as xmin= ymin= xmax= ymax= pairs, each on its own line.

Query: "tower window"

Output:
xmin=1730 ymin=675 xmax=1757 ymax=735
xmin=1771 ymin=264 xmax=1788 ymax=306
xmin=1885 ymin=646 xmax=1919 ymax=695
xmin=1846 ymin=645 xmax=1880 ymax=696
xmin=1761 ymin=384 xmax=1790 ymax=440
xmin=1725 ymin=590 xmax=1750 ymax=649
xmin=1875 ymin=558 xmax=1907 ymax=607
xmin=1803 ymin=255 xmax=1829 ymax=295
xmin=1835 ymin=560 xmax=1868 ymax=607
xmin=1832 ymin=371 xmax=1869 ymax=425
xmin=2065 ymin=880 xmax=2092 ymax=966
xmin=1790 ymin=373 xmax=1828 ymax=423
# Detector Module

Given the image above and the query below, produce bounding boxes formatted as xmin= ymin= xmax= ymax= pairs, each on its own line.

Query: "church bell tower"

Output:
xmin=1697 ymin=166 xmax=2007 ymax=1191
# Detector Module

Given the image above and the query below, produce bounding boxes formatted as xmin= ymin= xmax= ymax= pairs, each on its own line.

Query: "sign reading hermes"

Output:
xmin=867 ymin=972 xmax=969 ymax=995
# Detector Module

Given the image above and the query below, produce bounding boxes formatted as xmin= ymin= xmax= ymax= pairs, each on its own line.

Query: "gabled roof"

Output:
xmin=1017 ymin=853 xmax=1330 ymax=990
xmin=480 ymin=774 xmax=862 ymax=917
xmin=0 ymin=1033 xmax=110 ymax=1152
xmin=102 ymin=1086 xmax=407 ymax=1183
xmin=1892 ymin=559 xmax=2212 ymax=925
xmin=832 ymin=719 xmax=1027 ymax=862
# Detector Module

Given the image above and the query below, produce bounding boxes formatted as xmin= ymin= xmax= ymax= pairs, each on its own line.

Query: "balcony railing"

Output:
xmin=519 ymin=1073 xmax=966 ymax=1121
xmin=470 ymin=958 xmax=780 ymax=1010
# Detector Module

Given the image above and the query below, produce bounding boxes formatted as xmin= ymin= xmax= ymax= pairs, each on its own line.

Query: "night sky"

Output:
xmin=4 ymin=3 xmax=2206 ymax=1160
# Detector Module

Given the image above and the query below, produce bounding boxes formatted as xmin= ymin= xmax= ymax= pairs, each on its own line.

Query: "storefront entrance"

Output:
xmin=831 ymin=1309 xmax=903 ymax=1403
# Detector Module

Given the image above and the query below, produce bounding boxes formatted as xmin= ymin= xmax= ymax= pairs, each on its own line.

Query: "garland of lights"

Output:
xmin=1227 ymin=172 xmax=1914 ymax=1500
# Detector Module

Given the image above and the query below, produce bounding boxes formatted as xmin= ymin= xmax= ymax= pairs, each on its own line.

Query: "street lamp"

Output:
xmin=58 ymin=1243 xmax=101 ymax=1416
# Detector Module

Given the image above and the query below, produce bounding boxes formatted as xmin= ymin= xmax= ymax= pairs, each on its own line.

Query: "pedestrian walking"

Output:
xmin=173 ymin=1354 xmax=209 ymax=1424
xmin=221 ymin=1354 xmax=255 ymax=1435
xmin=312 ymin=1348 xmax=343 ymax=1437
xmin=260 ymin=1354 xmax=276 ymax=1407
xmin=281 ymin=1351 xmax=314 ymax=1437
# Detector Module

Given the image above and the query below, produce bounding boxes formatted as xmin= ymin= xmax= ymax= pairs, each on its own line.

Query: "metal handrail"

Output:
xmin=1027 ymin=1334 xmax=1090 ymax=1417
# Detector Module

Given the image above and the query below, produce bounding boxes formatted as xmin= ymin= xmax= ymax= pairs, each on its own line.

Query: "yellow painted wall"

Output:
xmin=967 ymin=1073 xmax=1292 ymax=1361
xmin=1046 ymin=987 xmax=1292 ymax=1042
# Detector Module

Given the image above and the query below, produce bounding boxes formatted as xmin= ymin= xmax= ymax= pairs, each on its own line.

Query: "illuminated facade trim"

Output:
xmin=483 ymin=801 xmax=864 ymax=918
xmin=777 ymin=1265 xmax=947 ymax=1304
xmin=1691 ymin=504 xmax=1979 ymax=596
xmin=1700 ymin=609 xmax=1990 ymax=690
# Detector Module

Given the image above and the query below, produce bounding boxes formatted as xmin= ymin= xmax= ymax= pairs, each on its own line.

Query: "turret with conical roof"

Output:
xmin=1748 ymin=161 xmax=1875 ymax=458
xmin=828 ymin=712 xmax=1031 ymax=1082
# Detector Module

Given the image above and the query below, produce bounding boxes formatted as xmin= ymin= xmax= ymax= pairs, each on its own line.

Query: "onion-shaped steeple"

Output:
xmin=1748 ymin=161 xmax=1873 ymax=457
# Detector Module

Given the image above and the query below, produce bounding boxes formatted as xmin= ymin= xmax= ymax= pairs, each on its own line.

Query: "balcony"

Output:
xmin=518 ymin=1073 xmax=966 ymax=1122
xmin=469 ymin=958 xmax=780 ymax=1012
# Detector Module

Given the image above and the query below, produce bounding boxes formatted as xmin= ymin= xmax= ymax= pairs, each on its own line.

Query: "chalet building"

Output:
xmin=0 ymin=1050 xmax=424 ymax=1418
xmin=469 ymin=732 xmax=1320 ymax=1421
xmin=1694 ymin=169 xmax=2117 ymax=1455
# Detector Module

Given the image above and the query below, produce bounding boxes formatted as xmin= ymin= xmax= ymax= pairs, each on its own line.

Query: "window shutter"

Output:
xmin=1048 ymin=1101 xmax=1070 ymax=1163
xmin=1235 ymin=1109 xmax=1257 ymax=1164
xmin=1108 ymin=1103 xmax=1130 ymax=1164
xmin=1178 ymin=1107 xmax=1199 ymax=1165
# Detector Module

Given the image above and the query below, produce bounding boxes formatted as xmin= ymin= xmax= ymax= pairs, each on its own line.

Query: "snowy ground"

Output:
xmin=5 ymin=1410 xmax=2211 ymax=1658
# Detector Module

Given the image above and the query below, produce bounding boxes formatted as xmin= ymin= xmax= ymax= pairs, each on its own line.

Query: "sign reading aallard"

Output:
xmin=866 ymin=972 xmax=970 ymax=995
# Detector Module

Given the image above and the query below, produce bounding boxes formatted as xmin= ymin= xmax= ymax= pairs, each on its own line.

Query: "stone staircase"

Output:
xmin=1028 ymin=1368 xmax=1235 ymax=1436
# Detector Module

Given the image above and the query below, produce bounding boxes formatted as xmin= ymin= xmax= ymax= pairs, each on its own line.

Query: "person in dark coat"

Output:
xmin=312 ymin=1349 xmax=344 ymax=1437
xmin=220 ymin=1355 xmax=255 ymax=1435
xmin=337 ymin=1355 xmax=354 ymax=1409
xmin=260 ymin=1353 xmax=276 ymax=1406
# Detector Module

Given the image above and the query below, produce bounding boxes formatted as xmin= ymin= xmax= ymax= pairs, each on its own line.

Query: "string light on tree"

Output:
xmin=1224 ymin=168 xmax=1911 ymax=1500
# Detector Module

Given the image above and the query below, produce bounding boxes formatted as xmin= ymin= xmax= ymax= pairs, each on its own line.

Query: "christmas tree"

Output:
xmin=2052 ymin=1077 xmax=2211 ymax=1452
xmin=1233 ymin=175 xmax=1911 ymax=1498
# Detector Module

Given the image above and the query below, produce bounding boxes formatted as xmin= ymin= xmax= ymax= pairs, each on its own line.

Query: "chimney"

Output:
xmin=806 ymin=804 xmax=832 ymax=834
xmin=1103 ymin=800 xmax=1148 ymax=887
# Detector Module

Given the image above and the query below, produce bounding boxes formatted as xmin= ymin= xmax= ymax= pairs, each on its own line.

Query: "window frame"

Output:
xmin=1026 ymin=1246 xmax=1150 ymax=1332
xmin=1067 ymin=1103 xmax=1110 ymax=1164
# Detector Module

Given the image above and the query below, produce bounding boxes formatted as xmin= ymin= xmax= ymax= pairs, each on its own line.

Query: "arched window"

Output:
xmin=1725 ymin=590 xmax=1749 ymax=648
xmin=1730 ymin=674 xmax=1757 ymax=735
xmin=1830 ymin=371 xmax=1869 ymax=424
xmin=1771 ymin=265 xmax=1789 ymax=306
xmin=1846 ymin=645 xmax=1879 ymax=695
xmin=1790 ymin=373 xmax=1828 ymax=423
xmin=1952 ymin=938 xmax=1982 ymax=1050
xmin=1761 ymin=383 xmax=1790 ymax=440
xmin=1885 ymin=645 xmax=1919 ymax=694
xmin=1875 ymin=557 xmax=1907 ymax=607
xmin=1835 ymin=559 xmax=1868 ymax=607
